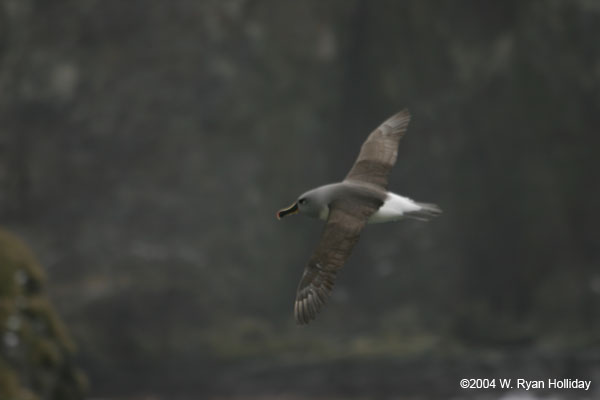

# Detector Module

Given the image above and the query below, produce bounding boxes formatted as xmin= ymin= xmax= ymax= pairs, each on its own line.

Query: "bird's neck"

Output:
xmin=318 ymin=206 xmax=330 ymax=221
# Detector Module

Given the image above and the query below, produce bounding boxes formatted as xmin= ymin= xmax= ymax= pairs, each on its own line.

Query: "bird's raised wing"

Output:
xmin=294 ymin=197 xmax=382 ymax=324
xmin=345 ymin=110 xmax=411 ymax=190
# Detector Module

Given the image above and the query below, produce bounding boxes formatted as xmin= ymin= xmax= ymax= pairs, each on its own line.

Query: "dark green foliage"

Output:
xmin=0 ymin=229 xmax=87 ymax=400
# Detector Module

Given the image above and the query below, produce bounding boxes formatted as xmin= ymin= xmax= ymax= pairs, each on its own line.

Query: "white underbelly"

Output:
xmin=368 ymin=192 xmax=420 ymax=224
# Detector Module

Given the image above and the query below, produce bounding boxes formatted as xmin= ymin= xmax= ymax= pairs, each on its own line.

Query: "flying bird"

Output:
xmin=277 ymin=110 xmax=441 ymax=324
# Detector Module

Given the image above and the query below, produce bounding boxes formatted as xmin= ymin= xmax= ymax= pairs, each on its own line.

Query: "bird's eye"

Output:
xmin=299 ymin=198 xmax=307 ymax=205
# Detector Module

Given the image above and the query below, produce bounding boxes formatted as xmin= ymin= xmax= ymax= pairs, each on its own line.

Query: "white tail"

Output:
xmin=405 ymin=202 xmax=442 ymax=221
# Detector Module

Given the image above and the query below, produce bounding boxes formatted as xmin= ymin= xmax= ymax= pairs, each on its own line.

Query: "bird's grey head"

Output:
xmin=277 ymin=186 xmax=330 ymax=220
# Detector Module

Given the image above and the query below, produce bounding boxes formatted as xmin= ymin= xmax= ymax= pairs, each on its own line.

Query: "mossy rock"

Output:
xmin=0 ymin=229 xmax=87 ymax=400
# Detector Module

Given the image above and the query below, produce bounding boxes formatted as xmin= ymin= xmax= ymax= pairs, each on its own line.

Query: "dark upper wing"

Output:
xmin=294 ymin=197 xmax=382 ymax=324
xmin=345 ymin=110 xmax=411 ymax=190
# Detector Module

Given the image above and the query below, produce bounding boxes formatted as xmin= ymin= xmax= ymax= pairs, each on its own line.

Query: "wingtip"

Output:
xmin=294 ymin=291 xmax=323 ymax=325
xmin=377 ymin=109 xmax=411 ymax=137
xmin=398 ymin=108 xmax=410 ymax=117
xmin=294 ymin=299 xmax=310 ymax=325
xmin=385 ymin=109 xmax=411 ymax=127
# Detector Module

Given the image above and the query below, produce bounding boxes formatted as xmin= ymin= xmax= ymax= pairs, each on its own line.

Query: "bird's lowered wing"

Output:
xmin=294 ymin=197 xmax=381 ymax=324
xmin=345 ymin=110 xmax=411 ymax=190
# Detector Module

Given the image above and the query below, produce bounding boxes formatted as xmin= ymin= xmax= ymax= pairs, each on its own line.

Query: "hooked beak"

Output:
xmin=277 ymin=202 xmax=299 ymax=220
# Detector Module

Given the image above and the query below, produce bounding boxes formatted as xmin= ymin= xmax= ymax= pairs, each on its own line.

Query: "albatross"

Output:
xmin=277 ymin=109 xmax=441 ymax=324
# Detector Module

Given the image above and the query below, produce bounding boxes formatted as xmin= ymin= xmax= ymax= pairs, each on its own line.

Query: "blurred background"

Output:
xmin=1 ymin=0 xmax=599 ymax=399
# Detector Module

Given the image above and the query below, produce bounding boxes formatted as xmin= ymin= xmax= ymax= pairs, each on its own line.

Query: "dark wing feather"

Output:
xmin=294 ymin=197 xmax=381 ymax=324
xmin=345 ymin=110 xmax=411 ymax=190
